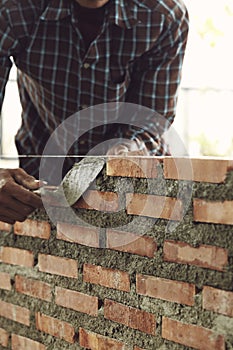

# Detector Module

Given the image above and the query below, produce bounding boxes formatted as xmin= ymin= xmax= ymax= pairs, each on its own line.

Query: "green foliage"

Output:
xmin=195 ymin=0 xmax=233 ymax=47
xmin=197 ymin=18 xmax=223 ymax=47
xmin=193 ymin=133 xmax=233 ymax=156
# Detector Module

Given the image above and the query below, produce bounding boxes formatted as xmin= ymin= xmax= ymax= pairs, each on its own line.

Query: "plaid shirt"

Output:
xmin=0 ymin=0 xmax=189 ymax=178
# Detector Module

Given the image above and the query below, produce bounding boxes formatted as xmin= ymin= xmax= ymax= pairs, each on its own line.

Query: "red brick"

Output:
xmin=164 ymin=157 xmax=232 ymax=183
xmin=55 ymin=286 xmax=98 ymax=316
xmin=106 ymin=156 xmax=159 ymax=178
xmin=162 ymin=317 xmax=225 ymax=350
xmin=163 ymin=240 xmax=228 ymax=271
xmin=0 ymin=246 xmax=34 ymax=267
xmin=0 ymin=328 xmax=9 ymax=347
xmin=35 ymin=312 xmax=75 ymax=343
xmin=106 ymin=229 xmax=157 ymax=258
xmin=15 ymin=275 xmax=52 ymax=301
xmin=0 ymin=272 xmax=11 ymax=291
xmin=0 ymin=221 xmax=11 ymax=232
xmin=83 ymin=263 xmax=130 ymax=292
xmin=57 ymin=222 xmax=99 ymax=248
xmin=104 ymin=299 xmax=156 ymax=335
xmin=11 ymin=334 xmax=46 ymax=350
xmin=126 ymin=193 xmax=183 ymax=221
xmin=79 ymin=328 xmax=125 ymax=350
xmin=14 ymin=219 xmax=51 ymax=239
xmin=74 ymin=190 xmax=119 ymax=212
xmin=203 ymin=286 xmax=233 ymax=317
xmin=193 ymin=199 xmax=233 ymax=225
xmin=38 ymin=253 xmax=78 ymax=278
xmin=0 ymin=299 xmax=30 ymax=326
xmin=136 ymin=274 xmax=195 ymax=306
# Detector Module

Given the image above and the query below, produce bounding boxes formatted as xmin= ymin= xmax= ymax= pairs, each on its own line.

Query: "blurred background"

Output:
xmin=166 ymin=0 xmax=233 ymax=156
xmin=1 ymin=0 xmax=233 ymax=168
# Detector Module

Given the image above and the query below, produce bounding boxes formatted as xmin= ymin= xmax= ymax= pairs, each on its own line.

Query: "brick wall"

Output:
xmin=0 ymin=156 xmax=233 ymax=350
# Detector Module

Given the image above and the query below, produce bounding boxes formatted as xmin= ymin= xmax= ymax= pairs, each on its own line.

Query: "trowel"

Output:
xmin=37 ymin=157 xmax=106 ymax=206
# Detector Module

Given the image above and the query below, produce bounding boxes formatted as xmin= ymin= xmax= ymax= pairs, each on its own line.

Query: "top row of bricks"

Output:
xmin=106 ymin=157 xmax=233 ymax=183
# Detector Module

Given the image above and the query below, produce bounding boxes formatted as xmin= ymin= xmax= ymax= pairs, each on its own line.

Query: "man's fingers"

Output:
xmin=0 ymin=192 xmax=36 ymax=219
xmin=0 ymin=207 xmax=27 ymax=223
xmin=3 ymin=199 xmax=34 ymax=217
xmin=2 ymin=181 xmax=43 ymax=209
xmin=13 ymin=188 xmax=43 ymax=208
xmin=10 ymin=168 xmax=42 ymax=190
xmin=0 ymin=215 xmax=15 ymax=225
xmin=0 ymin=198 xmax=33 ymax=222
xmin=0 ymin=168 xmax=44 ymax=224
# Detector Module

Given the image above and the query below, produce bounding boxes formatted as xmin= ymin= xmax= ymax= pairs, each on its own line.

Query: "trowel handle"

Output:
xmin=33 ymin=185 xmax=58 ymax=196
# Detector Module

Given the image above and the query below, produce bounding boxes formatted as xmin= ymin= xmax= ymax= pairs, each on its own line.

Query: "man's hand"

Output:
xmin=0 ymin=168 xmax=43 ymax=224
xmin=107 ymin=139 xmax=150 ymax=156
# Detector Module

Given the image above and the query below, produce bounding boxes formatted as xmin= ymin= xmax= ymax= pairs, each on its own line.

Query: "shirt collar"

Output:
xmin=40 ymin=0 xmax=146 ymax=28
xmin=108 ymin=0 xmax=140 ymax=29
xmin=40 ymin=0 xmax=71 ymax=21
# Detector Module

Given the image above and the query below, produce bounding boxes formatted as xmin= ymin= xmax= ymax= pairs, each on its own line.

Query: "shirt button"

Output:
xmin=83 ymin=63 xmax=90 ymax=69
xmin=80 ymin=105 xmax=88 ymax=110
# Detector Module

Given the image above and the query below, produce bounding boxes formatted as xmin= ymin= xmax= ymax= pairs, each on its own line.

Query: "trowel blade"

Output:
xmin=40 ymin=157 xmax=106 ymax=206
